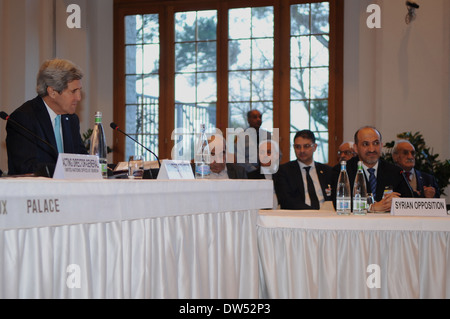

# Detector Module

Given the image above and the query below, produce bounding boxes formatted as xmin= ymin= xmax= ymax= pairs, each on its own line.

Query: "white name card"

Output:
xmin=391 ymin=198 xmax=448 ymax=217
xmin=53 ymin=154 xmax=103 ymax=180
xmin=157 ymin=160 xmax=194 ymax=180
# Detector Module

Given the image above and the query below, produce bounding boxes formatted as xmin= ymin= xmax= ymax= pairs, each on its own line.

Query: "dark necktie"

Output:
xmin=368 ymin=168 xmax=377 ymax=198
xmin=304 ymin=166 xmax=320 ymax=209
xmin=404 ymin=171 xmax=411 ymax=181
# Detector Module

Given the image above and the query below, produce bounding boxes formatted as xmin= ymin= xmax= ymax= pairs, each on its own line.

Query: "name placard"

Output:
xmin=391 ymin=198 xmax=448 ymax=217
xmin=157 ymin=160 xmax=194 ymax=180
xmin=53 ymin=154 xmax=103 ymax=180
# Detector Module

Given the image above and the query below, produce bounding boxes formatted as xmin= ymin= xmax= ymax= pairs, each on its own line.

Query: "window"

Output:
xmin=114 ymin=0 xmax=343 ymax=165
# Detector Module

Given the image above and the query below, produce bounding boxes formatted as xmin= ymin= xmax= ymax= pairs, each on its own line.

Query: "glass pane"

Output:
xmin=228 ymin=102 xmax=251 ymax=129
xmin=290 ymin=100 xmax=310 ymax=131
xmin=252 ymin=39 xmax=274 ymax=69
xmin=197 ymin=73 xmax=217 ymax=103
xmin=229 ymin=39 xmax=251 ymax=70
xmin=229 ymin=71 xmax=251 ymax=102
xmin=197 ymin=42 xmax=217 ymax=72
xmin=126 ymin=75 xmax=139 ymax=104
xmin=310 ymin=99 xmax=328 ymax=131
xmin=143 ymin=14 xmax=159 ymax=44
xmin=143 ymin=75 xmax=159 ymax=99
xmin=252 ymin=7 xmax=274 ymax=38
xmin=125 ymin=15 xmax=140 ymax=45
xmin=291 ymin=36 xmax=311 ymax=68
xmin=311 ymin=2 xmax=330 ymax=34
xmin=197 ymin=10 xmax=217 ymax=41
xmin=143 ymin=44 xmax=160 ymax=74
xmin=310 ymin=68 xmax=329 ymax=98
xmin=291 ymin=4 xmax=310 ymax=36
xmin=229 ymin=8 xmax=251 ymax=39
xmin=291 ymin=68 xmax=310 ymax=100
xmin=175 ymin=12 xmax=196 ymax=42
xmin=175 ymin=43 xmax=196 ymax=73
xmin=175 ymin=73 xmax=196 ymax=103
xmin=125 ymin=45 xmax=139 ymax=74
xmin=251 ymin=70 xmax=273 ymax=102
xmin=311 ymin=36 xmax=329 ymax=67
xmin=314 ymin=131 xmax=328 ymax=163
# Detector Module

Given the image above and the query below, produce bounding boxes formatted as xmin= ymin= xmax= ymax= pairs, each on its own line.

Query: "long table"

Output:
xmin=257 ymin=209 xmax=450 ymax=299
xmin=0 ymin=178 xmax=273 ymax=299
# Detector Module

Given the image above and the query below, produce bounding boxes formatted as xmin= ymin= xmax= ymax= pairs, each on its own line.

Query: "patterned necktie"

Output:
xmin=54 ymin=115 xmax=63 ymax=153
xmin=304 ymin=166 xmax=320 ymax=209
xmin=368 ymin=168 xmax=377 ymax=198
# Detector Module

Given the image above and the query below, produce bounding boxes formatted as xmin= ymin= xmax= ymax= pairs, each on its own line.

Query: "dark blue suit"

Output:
xmin=413 ymin=169 xmax=440 ymax=198
xmin=6 ymin=96 xmax=87 ymax=176
xmin=273 ymin=160 xmax=334 ymax=210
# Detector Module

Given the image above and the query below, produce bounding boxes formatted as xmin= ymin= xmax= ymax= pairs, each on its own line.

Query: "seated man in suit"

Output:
xmin=248 ymin=139 xmax=280 ymax=209
xmin=332 ymin=126 xmax=412 ymax=212
xmin=274 ymin=129 xmax=333 ymax=210
xmin=6 ymin=58 xmax=87 ymax=176
xmin=202 ymin=135 xmax=247 ymax=179
xmin=392 ymin=139 xmax=440 ymax=198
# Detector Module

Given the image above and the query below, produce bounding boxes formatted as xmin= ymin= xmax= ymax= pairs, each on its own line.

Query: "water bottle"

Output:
xmin=89 ymin=111 xmax=108 ymax=179
xmin=194 ymin=124 xmax=211 ymax=178
xmin=336 ymin=161 xmax=351 ymax=215
xmin=353 ymin=161 xmax=367 ymax=215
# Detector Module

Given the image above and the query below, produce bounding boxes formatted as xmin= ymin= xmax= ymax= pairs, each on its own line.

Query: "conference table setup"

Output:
xmin=1 ymin=174 xmax=449 ymax=299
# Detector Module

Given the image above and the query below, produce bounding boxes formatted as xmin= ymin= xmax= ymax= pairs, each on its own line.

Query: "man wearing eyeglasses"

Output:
xmin=337 ymin=141 xmax=356 ymax=163
xmin=332 ymin=126 xmax=412 ymax=212
xmin=392 ymin=140 xmax=440 ymax=198
xmin=273 ymin=129 xmax=334 ymax=210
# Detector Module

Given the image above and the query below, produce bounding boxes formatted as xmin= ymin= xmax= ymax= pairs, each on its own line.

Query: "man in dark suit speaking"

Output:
xmin=6 ymin=58 xmax=87 ymax=176
xmin=274 ymin=129 xmax=333 ymax=210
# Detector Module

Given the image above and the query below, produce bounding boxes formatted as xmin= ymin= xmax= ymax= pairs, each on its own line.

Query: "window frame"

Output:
xmin=113 ymin=0 xmax=343 ymax=165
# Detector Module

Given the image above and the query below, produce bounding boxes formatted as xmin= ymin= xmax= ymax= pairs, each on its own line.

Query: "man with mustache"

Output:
xmin=333 ymin=126 xmax=412 ymax=212
xmin=392 ymin=139 xmax=440 ymax=198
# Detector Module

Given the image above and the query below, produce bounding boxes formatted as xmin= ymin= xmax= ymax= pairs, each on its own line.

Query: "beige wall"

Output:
xmin=1 ymin=0 xmax=449 ymax=200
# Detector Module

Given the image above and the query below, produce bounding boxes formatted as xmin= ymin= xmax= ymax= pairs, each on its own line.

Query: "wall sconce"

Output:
xmin=405 ymin=1 xmax=419 ymax=24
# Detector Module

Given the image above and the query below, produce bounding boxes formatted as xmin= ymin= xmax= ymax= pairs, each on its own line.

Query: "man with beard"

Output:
xmin=332 ymin=126 xmax=412 ymax=212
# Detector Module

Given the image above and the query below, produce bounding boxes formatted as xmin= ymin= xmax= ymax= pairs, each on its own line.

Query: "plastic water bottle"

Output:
xmin=89 ymin=111 xmax=108 ymax=179
xmin=336 ymin=161 xmax=351 ymax=215
xmin=353 ymin=161 xmax=367 ymax=215
xmin=194 ymin=124 xmax=211 ymax=178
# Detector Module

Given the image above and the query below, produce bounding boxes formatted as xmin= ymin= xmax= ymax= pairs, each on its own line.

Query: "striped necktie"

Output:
xmin=368 ymin=168 xmax=377 ymax=198
xmin=54 ymin=115 xmax=63 ymax=153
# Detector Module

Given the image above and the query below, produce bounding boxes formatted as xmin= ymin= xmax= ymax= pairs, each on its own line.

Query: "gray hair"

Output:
xmin=392 ymin=139 xmax=414 ymax=154
xmin=36 ymin=58 xmax=83 ymax=97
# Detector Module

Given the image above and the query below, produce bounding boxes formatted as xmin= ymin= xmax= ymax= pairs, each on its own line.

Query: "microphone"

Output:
xmin=400 ymin=170 xmax=415 ymax=198
xmin=0 ymin=111 xmax=58 ymax=157
xmin=110 ymin=122 xmax=161 ymax=167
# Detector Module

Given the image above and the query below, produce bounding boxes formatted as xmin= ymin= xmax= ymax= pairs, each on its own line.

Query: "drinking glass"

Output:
xmin=128 ymin=155 xmax=144 ymax=179
xmin=366 ymin=193 xmax=375 ymax=213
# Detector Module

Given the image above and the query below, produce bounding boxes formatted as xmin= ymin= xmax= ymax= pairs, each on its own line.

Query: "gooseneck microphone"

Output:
xmin=110 ymin=122 xmax=161 ymax=167
xmin=400 ymin=170 xmax=415 ymax=198
xmin=0 ymin=111 xmax=58 ymax=157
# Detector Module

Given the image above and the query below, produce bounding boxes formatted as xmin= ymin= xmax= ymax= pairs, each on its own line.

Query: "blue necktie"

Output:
xmin=54 ymin=115 xmax=63 ymax=153
xmin=368 ymin=168 xmax=377 ymax=198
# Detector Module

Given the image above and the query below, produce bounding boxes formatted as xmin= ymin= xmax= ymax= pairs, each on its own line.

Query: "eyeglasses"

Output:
xmin=294 ymin=144 xmax=315 ymax=150
xmin=337 ymin=150 xmax=355 ymax=156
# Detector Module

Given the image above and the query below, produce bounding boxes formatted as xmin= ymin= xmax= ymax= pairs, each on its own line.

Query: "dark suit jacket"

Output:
xmin=6 ymin=96 xmax=87 ymax=176
xmin=273 ymin=160 xmax=334 ymax=210
xmin=413 ymin=169 xmax=440 ymax=198
xmin=332 ymin=156 xmax=412 ymax=204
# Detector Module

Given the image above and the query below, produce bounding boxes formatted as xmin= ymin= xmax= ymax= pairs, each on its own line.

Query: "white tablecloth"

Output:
xmin=257 ymin=210 xmax=450 ymax=299
xmin=0 ymin=178 xmax=273 ymax=299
